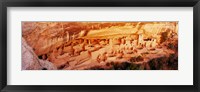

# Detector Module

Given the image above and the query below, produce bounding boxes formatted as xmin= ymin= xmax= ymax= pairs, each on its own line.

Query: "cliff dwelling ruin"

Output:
xmin=22 ymin=22 xmax=178 ymax=70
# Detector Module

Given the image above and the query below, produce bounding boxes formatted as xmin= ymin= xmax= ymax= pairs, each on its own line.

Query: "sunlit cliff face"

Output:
xmin=22 ymin=22 xmax=178 ymax=70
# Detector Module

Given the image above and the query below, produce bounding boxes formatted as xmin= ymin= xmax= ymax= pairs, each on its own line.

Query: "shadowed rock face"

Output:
xmin=22 ymin=38 xmax=57 ymax=70
xmin=22 ymin=22 xmax=178 ymax=70
xmin=22 ymin=38 xmax=42 ymax=70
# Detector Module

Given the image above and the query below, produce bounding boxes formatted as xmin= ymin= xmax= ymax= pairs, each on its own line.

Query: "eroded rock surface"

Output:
xmin=22 ymin=38 xmax=42 ymax=70
xmin=22 ymin=38 xmax=57 ymax=70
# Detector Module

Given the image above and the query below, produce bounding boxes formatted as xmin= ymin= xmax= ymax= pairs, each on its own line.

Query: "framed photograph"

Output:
xmin=0 ymin=0 xmax=199 ymax=92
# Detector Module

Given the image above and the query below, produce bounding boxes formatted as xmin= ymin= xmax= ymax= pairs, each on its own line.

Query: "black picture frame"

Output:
xmin=0 ymin=0 xmax=200 ymax=92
